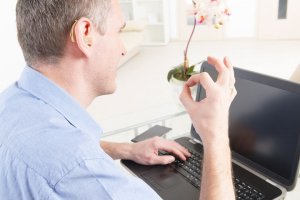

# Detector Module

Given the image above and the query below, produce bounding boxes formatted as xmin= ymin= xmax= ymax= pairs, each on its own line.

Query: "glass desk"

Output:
xmin=101 ymin=110 xmax=191 ymax=143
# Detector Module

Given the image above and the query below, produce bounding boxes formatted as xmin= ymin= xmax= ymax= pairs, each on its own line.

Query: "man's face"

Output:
xmin=89 ymin=0 xmax=126 ymax=96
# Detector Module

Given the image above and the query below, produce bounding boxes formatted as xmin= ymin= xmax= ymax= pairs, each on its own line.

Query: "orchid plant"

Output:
xmin=167 ymin=0 xmax=231 ymax=82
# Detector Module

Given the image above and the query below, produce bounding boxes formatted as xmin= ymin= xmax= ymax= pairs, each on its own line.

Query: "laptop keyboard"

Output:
xmin=169 ymin=148 xmax=202 ymax=189
xmin=234 ymin=178 xmax=265 ymax=200
xmin=167 ymin=148 xmax=265 ymax=200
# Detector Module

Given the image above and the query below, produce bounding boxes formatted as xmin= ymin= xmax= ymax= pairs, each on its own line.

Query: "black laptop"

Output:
xmin=122 ymin=61 xmax=300 ymax=200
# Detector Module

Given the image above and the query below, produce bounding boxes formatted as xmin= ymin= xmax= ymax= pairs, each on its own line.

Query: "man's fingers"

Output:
xmin=207 ymin=56 xmax=230 ymax=85
xmin=156 ymin=139 xmax=191 ymax=161
xmin=151 ymin=155 xmax=175 ymax=165
xmin=146 ymin=137 xmax=192 ymax=165
xmin=224 ymin=56 xmax=233 ymax=70
xmin=224 ymin=57 xmax=235 ymax=87
xmin=165 ymin=140 xmax=191 ymax=158
xmin=230 ymin=87 xmax=237 ymax=101
xmin=180 ymin=84 xmax=194 ymax=110
xmin=180 ymin=73 xmax=215 ymax=110
xmin=185 ymin=72 xmax=214 ymax=89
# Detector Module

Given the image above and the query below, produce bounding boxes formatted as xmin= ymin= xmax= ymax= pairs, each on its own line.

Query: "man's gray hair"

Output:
xmin=16 ymin=0 xmax=111 ymax=65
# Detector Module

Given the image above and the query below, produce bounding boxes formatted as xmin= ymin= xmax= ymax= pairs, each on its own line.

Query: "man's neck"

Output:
xmin=33 ymin=60 xmax=95 ymax=108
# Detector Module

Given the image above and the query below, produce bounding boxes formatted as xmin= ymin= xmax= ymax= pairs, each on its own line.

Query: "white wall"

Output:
xmin=1 ymin=0 xmax=299 ymax=93
xmin=225 ymin=0 xmax=257 ymax=38
xmin=0 ymin=0 xmax=25 ymax=92
xmin=257 ymin=0 xmax=300 ymax=39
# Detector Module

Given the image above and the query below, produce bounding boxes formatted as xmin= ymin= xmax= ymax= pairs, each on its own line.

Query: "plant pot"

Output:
xmin=169 ymin=77 xmax=197 ymax=110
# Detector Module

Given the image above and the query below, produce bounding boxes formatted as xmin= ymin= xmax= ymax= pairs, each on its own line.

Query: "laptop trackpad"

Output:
xmin=141 ymin=166 xmax=181 ymax=189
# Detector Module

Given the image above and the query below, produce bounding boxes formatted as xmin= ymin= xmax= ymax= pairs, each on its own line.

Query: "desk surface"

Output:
xmin=102 ymin=111 xmax=300 ymax=199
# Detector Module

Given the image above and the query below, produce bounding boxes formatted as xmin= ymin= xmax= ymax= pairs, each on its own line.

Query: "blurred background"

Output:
xmin=0 ymin=0 xmax=300 ymax=132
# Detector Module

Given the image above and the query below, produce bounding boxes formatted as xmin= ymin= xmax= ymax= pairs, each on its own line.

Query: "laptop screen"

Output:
xmin=192 ymin=62 xmax=300 ymax=190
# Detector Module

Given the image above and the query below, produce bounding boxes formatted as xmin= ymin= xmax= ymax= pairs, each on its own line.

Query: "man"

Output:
xmin=0 ymin=0 xmax=236 ymax=199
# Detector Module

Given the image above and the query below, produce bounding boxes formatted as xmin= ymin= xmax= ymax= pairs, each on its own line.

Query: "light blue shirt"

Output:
xmin=0 ymin=66 xmax=160 ymax=200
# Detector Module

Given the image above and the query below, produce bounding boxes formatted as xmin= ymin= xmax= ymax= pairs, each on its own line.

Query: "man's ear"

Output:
xmin=70 ymin=18 xmax=94 ymax=57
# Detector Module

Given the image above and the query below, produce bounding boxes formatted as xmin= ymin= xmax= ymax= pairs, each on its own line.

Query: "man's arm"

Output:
xmin=180 ymin=56 xmax=236 ymax=200
xmin=201 ymin=138 xmax=234 ymax=200
xmin=100 ymin=141 xmax=133 ymax=160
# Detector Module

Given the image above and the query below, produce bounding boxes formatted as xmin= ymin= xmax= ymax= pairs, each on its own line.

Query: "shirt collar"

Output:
xmin=17 ymin=66 xmax=102 ymax=140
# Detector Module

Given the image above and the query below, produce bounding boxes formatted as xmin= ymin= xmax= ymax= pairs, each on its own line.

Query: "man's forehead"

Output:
xmin=109 ymin=0 xmax=126 ymax=27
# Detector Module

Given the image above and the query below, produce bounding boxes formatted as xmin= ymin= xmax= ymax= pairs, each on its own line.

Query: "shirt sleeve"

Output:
xmin=53 ymin=158 xmax=161 ymax=200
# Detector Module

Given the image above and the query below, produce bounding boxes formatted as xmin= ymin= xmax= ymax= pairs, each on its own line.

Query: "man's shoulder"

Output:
xmin=0 ymin=83 xmax=33 ymax=110
xmin=0 ymin=84 xmax=105 ymax=186
xmin=0 ymin=83 xmax=69 ymax=141
xmin=0 ymin=82 xmax=52 ymax=119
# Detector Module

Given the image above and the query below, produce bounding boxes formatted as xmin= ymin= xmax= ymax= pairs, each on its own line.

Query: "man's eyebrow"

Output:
xmin=120 ymin=22 xmax=126 ymax=31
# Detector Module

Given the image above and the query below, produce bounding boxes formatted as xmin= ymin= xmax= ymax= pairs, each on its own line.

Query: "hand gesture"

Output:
xmin=180 ymin=56 xmax=236 ymax=146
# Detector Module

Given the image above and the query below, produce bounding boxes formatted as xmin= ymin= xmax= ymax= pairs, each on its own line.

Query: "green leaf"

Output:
xmin=167 ymin=69 xmax=176 ymax=82
xmin=167 ymin=63 xmax=198 ymax=82
xmin=186 ymin=65 xmax=195 ymax=75
xmin=167 ymin=64 xmax=183 ymax=82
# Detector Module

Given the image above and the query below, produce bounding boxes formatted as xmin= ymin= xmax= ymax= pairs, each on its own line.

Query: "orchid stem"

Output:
xmin=184 ymin=15 xmax=197 ymax=73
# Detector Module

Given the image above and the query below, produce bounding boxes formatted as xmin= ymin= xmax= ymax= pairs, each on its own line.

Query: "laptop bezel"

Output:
xmin=191 ymin=61 xmax=300 ymax=191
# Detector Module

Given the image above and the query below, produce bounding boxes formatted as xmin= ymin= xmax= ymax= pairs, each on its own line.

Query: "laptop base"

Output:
xmin=122 ymin=137 xmax=283 ymax=200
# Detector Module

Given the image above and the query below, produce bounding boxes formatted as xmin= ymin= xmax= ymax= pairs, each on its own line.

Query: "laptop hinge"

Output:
xmin=189 ymin=139 xmax=197 ymax=144
xmin=265 ymin=178 xmax=278 ymax=187
xmin=191 ymin=138 xmax=202 ymax=144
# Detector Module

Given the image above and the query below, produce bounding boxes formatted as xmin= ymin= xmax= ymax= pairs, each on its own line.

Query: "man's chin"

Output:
xmin=100 ymin=84 xmax=117 ymax=96
xmin=107 ymin=86 xmax=117 ymax=95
